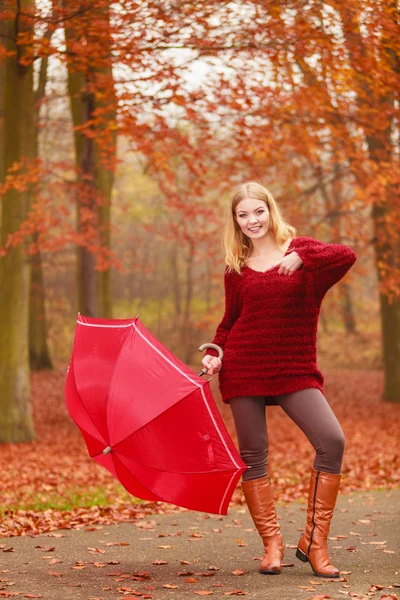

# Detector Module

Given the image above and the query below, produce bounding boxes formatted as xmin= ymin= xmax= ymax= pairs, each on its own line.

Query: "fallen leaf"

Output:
xmin=103 ymin=541 xmax=130 ymax=546
xmin=152 ymin=560 xmax=167 ymax=565
xmin=232 ymin=569 xmax=248 ymax=576
xmin=195 ymin=593 xmax=214 ymax=596
xmin=370 ymin=541 xmax=387 ymax=545
xmin=369 ymin=585 xmax=385 ymax=592
xmin=162 ymin=584 xmax=178 ymax=589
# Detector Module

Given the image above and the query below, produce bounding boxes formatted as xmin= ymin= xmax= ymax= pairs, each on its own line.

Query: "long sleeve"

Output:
xmin=294 ymin=236 xmax=357 ymax=300
xmin=206 ymin=267 xmax=243 ymax=358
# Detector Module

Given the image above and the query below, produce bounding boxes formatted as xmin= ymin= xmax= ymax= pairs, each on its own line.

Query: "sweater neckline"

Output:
xmin=243 ymin=237 xmax=297 ymax=274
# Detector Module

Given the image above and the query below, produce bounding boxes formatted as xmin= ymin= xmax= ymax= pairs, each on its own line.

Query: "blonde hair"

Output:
xmin=223 ymin=182 xmax=297 ymax=274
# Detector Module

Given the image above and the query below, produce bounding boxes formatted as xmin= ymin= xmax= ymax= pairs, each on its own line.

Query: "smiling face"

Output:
xmin=235 ymin=197 xmax=270 ymax=239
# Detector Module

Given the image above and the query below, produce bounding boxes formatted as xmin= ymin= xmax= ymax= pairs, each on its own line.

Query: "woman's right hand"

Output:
xmin=201 ymin=354 xmax=222 ymax=375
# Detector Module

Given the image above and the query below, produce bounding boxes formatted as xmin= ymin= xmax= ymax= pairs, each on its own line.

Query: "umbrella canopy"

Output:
xmin=65 ymin=314 xmax=246 ymax=515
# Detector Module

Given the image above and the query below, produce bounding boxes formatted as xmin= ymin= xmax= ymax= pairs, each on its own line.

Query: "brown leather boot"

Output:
xmin=296 ymin=467 xmax=341 ymax=578
xmin=242 ymin=475 xmax=284 ymax=574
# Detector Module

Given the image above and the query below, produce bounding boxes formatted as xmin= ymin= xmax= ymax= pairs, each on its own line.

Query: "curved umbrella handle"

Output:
xmin=198 ymin=343 xmax=224 ymax=377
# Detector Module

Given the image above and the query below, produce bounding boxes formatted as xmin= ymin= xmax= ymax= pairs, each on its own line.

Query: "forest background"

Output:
xmin=0 ymin=0 xmax=399 ymax=536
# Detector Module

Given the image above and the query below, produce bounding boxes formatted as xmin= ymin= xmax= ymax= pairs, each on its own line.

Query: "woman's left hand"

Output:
xmin=264 ymin=251 xmax=303 ymax=276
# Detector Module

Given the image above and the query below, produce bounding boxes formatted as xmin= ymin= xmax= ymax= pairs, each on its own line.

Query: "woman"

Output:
xmin=202 ymin=182 xmax=357 ymax=578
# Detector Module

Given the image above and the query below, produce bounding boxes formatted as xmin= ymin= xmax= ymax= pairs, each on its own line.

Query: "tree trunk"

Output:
xmin=182 ymin=243 xmax=194 ymax=362
xmin=63 ymin=1 xmax=116 ymax=318
xmin=0 ymin=2 xmax=36 ymax=442
xmin=330 ymin=163 xmax=357 ymax=335
xmin=170 ymin=244 xmax=182 ymax=327
xmin=29 ymin=236 xmax=53 ymax=370
xmin=340 ymin=283 xmax=356 ymax=335
xmin=337 ymin=3 xmax=399 ymax=400
xmin=0 ymin=10 xmax=5 ymax=189
xmin=29 ymin=29 xmax=54 ymax=371
xmin=373 ymin=203 xmax=400 ymax=402
xmin=380 ymin=293 xmax=400 ymax=402
xmin=96 ymin=163 xmax=114 ymax=318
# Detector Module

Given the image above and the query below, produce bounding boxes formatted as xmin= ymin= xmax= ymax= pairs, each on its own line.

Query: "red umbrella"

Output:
xmin=65 ymin=314 xmax=246 ymax=515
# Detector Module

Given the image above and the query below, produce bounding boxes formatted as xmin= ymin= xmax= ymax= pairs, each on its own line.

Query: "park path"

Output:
xmin=1 ymin=489 xmax=399 ymax=600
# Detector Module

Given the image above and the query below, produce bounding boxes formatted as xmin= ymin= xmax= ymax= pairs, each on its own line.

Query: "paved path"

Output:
xmin=1 ymin=489 xmax=399 ymax=600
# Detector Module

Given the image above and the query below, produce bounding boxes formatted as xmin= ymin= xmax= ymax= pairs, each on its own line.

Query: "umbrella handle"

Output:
xmin=198 ymin=343 xmax=224 ymax=376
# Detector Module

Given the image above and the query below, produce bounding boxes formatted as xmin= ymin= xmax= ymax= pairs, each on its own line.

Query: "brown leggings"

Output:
xmin=229 ymin=388 xmax=345 ymax=481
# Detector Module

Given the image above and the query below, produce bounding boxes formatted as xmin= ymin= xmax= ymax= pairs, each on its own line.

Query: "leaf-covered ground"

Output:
xmin=0 ymin=365 xmax=399 ymax=537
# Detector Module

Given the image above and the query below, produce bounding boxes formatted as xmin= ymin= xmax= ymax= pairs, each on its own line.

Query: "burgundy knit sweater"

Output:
xmin=206 ymin=236 xmax=357 ymax=404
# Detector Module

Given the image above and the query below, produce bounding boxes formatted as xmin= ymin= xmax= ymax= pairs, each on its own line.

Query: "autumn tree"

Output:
xmin=0 ymin=0 xmax=36 ymax=441
xmin=203 ymin=0 xmax=399 ymax=400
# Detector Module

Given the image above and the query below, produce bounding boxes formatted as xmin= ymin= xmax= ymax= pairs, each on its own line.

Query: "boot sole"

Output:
xmin=260 ymin=569 xmax=281 ymax=575
xmin=296 ymin=548 xmax=339 ymax=578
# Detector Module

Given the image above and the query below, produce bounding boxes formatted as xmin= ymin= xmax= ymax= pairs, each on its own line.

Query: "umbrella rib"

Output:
xmin=77 ymin=319 xmax=136 ymax=328
xmin=101 ymin=450 xmax=239 ymax=475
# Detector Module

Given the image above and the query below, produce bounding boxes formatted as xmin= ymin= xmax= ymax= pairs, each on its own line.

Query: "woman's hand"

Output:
xmin=264 ymin=251 xmax=303 ymax=275
xmin=201 ymin=354 xmax=222 ymax=375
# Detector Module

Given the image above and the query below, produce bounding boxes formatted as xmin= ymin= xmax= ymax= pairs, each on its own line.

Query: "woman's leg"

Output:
xmin=275 ymin=388 xmax=344 ymax=578
xmin=277 ymin=387 xmax=345 ymax=474
xmin=228 ymin=395 xmax=268 ymax=482
xmin=229 ymin=395 xmax=284 ymax=574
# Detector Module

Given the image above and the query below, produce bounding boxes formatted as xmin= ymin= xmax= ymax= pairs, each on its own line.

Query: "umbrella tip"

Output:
xmin=103 ymin=446 xmax=112 ymax=455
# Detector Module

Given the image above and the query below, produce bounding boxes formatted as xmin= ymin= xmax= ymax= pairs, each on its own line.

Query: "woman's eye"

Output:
xmin=238 ymin=211 xmax=264 ymax=218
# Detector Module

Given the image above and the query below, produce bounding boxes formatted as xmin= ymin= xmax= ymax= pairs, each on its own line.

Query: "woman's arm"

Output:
xmin=205 ymin=267 xmax=242 ymax=358
xmin=294 ymin=237 xmax=357 ymax=300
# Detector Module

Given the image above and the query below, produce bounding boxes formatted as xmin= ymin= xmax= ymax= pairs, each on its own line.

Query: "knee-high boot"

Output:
xmin=241 ymin=475 xmax=284 ymax=574
xmin=296 ymin=467 xmax=341 ymax=578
